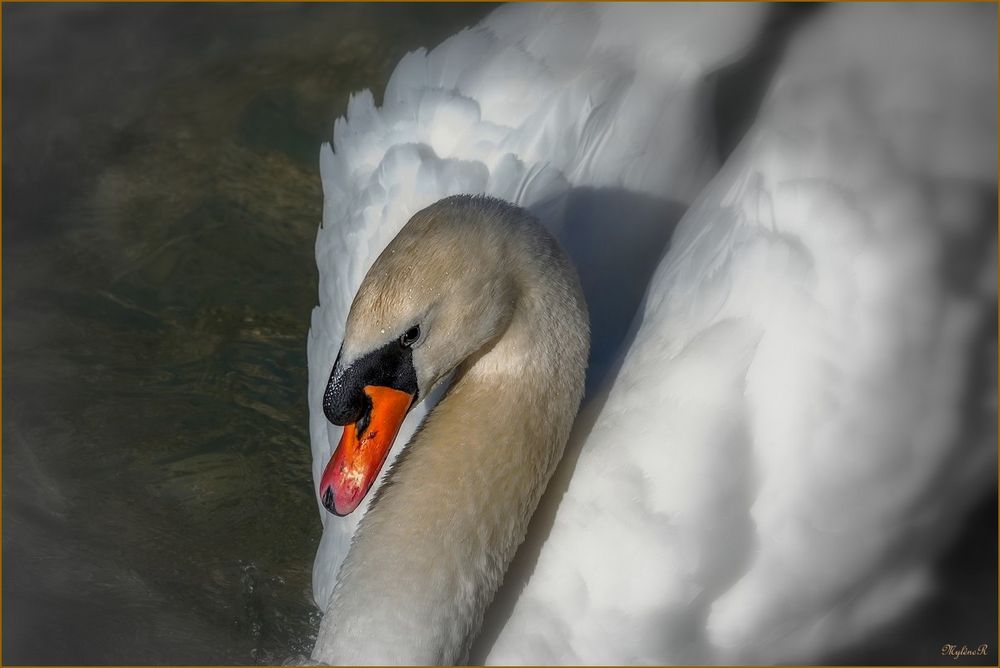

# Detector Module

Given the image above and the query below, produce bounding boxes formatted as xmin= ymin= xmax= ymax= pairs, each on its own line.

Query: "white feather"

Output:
xmin=485 ymin=3 xmax=996 ymax=663
xmin=309 ymin=2 xmax=996 ymax=663
xmin=308 ymin=1 xmax=766 ymax=611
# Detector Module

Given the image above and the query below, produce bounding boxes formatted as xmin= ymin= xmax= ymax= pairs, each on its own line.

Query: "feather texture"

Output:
xmin=309 ymin=2 xmax=996 ymax=663
xmin=485 ymin=4 xmax=996 ymax=662
xmin=309 ymin=2 xmax=766 ymax=610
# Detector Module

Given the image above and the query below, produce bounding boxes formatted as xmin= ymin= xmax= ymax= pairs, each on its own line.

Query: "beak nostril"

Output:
xmin=355 ymin=396 xmax=373 ymax=436
xmin=322 ymin=487 xmax=335 ymax=513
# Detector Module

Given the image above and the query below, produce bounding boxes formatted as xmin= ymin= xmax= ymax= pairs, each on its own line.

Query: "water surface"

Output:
xmin=3 ymin=4 xmax=492 ymax=663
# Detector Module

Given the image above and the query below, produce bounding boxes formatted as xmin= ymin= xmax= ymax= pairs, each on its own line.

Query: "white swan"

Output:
xmin=309 ymin=0 xmax=766 ymax=612
xmin=307 ymin=2 xmax=996 ymax=664
xmin=314 ymin=195 xmax=588 ymax=664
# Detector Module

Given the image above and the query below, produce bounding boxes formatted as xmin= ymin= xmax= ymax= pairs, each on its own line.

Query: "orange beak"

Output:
xmin=319 ymin=385 xmax=414 ymax=516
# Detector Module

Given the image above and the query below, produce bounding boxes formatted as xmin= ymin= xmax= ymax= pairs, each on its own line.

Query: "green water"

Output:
xmin=2 ymin=4 xmax=493 ymax=663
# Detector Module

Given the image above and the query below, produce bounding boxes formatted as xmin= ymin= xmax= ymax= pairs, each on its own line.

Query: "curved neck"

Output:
xmin=312 ymin=247 xmax=587 ymax=665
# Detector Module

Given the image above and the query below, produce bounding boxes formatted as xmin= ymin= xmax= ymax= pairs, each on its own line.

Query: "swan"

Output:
xmin=308 ymin=0 xmax=766 ymax=613
xmin=314 ymin=195 xmax=588 ymax=664
xmin=307 ymin=2 xmax=996 ymax=664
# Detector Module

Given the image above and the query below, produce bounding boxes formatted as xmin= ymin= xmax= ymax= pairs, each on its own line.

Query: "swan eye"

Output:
xmin=399 ymin=326 xmax=420 ymax=347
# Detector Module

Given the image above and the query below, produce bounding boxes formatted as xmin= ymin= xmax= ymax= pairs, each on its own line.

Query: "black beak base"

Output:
xmin=322 ymin=340 xmax=419 ymax=426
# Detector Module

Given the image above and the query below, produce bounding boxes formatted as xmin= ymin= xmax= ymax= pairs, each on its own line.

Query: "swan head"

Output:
xmin=320 ymin=195 xmax=524 ymax=515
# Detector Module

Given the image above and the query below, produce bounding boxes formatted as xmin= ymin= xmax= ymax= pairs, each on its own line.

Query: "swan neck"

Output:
xmin=313 ymin=235 xmax=587 ymax=664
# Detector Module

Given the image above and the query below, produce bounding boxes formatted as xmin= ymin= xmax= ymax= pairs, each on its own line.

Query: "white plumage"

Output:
xmin=309 ymin=1 xmax=765 ymax=611
xmin=308 ymin=2 xmax=996 ymax=663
